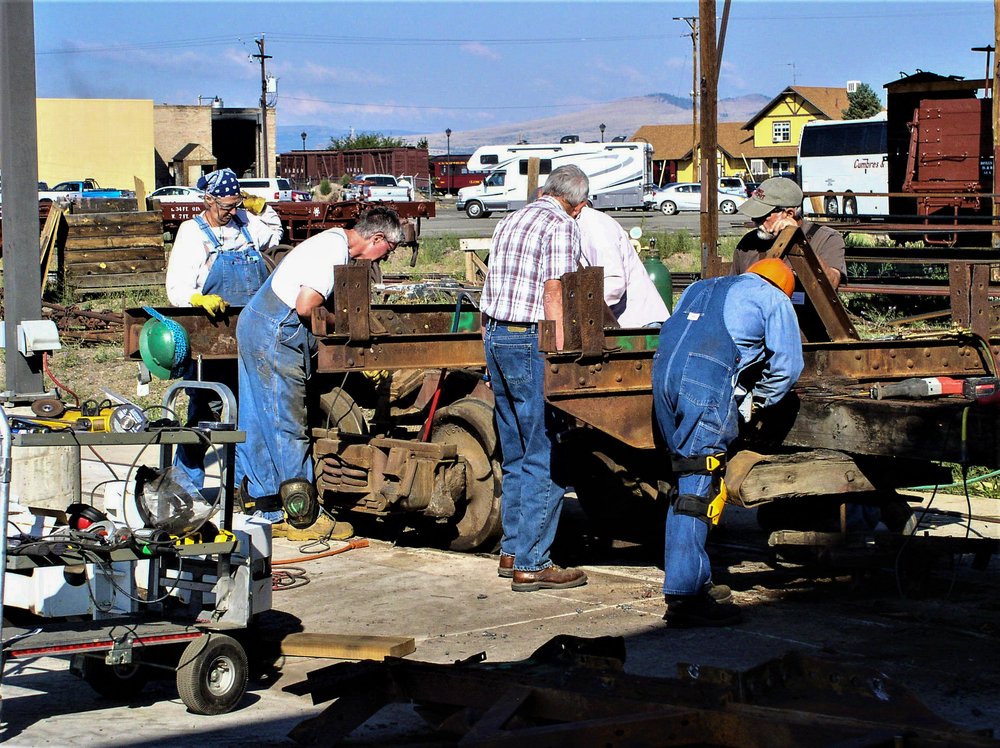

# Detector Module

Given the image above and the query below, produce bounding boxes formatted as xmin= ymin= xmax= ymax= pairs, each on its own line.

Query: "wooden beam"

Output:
xmin=278 ymin=632 xmax=415 ymax=660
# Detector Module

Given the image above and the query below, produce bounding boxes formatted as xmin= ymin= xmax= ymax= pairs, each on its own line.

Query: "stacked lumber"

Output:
xmin=63 ymin=210 xmax=165 ymax=293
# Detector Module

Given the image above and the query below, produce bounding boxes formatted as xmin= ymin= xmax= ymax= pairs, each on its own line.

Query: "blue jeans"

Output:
xmin=653 ymin=277 xmax=741 ymax=597
xmin=174 ymin=248 xmax=268 ymax=489
xmin=236 ymin=276 xmax=314 ymax=521
xmin=484 ymin=320 xmax=564 ymax=572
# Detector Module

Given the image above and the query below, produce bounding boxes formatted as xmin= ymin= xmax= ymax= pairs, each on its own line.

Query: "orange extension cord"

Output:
xmin=272 ymin=536 xmax=369 ymax=566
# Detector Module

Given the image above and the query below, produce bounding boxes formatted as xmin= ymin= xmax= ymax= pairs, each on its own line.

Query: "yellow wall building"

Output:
xmin=36 ymin=98 xmax=155 ymax=192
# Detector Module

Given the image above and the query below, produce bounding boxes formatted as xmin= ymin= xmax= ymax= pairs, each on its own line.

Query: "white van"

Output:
xmin=456 ymin=141 xmax=653 ymax=218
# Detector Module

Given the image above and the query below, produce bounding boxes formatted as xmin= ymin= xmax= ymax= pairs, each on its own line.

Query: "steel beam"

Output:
xmin=0 ymin=0 xmax=45 ymax=400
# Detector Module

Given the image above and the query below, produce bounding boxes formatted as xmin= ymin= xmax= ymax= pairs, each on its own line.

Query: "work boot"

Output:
xmin=498 ymin=553 xmax=515 ymax=579
xmin=704 ymin=582 xmax=732 ymax=603
xmin=511 ymin=565 xmax=587 ymax=592
xmin=285 ymin=513 xmax=354 ymax=542
xmin=663 ymin=593 xmax=742 ymax=628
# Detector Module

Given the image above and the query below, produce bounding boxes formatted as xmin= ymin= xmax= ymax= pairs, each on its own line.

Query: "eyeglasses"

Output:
xmin=212 ymin=198 xmax=243 ymax=213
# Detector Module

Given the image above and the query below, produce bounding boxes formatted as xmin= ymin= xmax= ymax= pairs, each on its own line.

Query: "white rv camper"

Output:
xmin=456 ymin=141 xmax=653 ymax=218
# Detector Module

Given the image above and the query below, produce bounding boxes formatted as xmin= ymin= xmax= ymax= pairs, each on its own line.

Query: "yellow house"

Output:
xmin=741 ymin=86 xmax=849 ymax=175
xmin=36 ymin=98 xmax=155 ymax=192
xmin=632 ymin=122 xmax=779 ymax=185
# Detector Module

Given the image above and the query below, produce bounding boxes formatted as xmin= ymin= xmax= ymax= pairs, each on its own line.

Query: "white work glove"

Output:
xmin=738 ymin=395 xmax=754 ymax=423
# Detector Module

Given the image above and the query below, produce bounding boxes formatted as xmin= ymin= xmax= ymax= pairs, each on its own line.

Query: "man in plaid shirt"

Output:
xmin=481 ymin=165 xmax=590 ymax=592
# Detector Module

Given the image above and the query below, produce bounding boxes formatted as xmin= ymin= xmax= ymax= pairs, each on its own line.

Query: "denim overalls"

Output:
xmin=235 ymin=274 xmax=315 ymax=519
xmin=652 ymin=275 xmax=742 ymax=596
xmin=174 ymin=213 xmax=270 ymax=488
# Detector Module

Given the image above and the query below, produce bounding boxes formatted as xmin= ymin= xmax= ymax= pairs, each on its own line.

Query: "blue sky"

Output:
xmin=33 ymin=1 xmax=993 ymax=140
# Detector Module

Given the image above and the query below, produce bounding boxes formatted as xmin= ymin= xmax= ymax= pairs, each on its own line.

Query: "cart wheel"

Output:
xmin=176 ymin=634 xmax=248 ymax=715
xmin=74 ymin=654 xmax=149 ymax=699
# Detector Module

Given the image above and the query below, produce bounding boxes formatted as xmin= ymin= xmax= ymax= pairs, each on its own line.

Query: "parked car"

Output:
xmin=38 ymin=179 xmax=134 ymax=202
xmin=239 ymin=177 xmax=297 ymax=202
xmin=343 ymin=174 xmax=412 ymax=202
xmin=645 ymin=182 xmax=746 ymax=216
xmin=147 ymin=185 xmax=205 ymax=203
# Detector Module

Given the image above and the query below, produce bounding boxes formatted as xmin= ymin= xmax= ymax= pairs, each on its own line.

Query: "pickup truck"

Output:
xmin=344 ymin=174 xmax=413 ymax=202
xmin=38 ymin=179 xmax=134 ymax=202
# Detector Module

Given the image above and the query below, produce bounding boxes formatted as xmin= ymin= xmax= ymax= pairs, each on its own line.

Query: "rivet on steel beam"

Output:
xmin=615 ymin=375 xmax=622 ymax=382
xmin=578 ymin=377 xmax=586 ymax=385
xmin=550 ymin=365 xmax=560 ymax=373
xmin=347 ymin=358 xmax=355 ymax=366
xmin=634 ymin=362 xmax=642 ymax=370
xmin=872 ymin=362 xmax=880 ymax=370
xmin=594 ymin=363 xmax=602 ymax=371
xmin=855 ymin=353 xmax=862 ymax=361
xmin=906 ymin=359 xmax=914 ymax=368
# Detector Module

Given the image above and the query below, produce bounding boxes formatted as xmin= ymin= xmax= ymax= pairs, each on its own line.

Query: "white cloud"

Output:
xmin=460 ymin=42 xmax=501 ymax=61
xmin=293 ymin=61 xmax=388 ymax=87
xmin=591 ymin=58 xmax=644 ymax=87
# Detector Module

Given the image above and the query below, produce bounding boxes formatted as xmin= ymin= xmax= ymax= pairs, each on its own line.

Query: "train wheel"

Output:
xmin=75 ymin=655 xmax=149 ymax=699
xmin=465 ymin=201 xmax=486 ymax=219
xmin=430 ymin=397 xmax=502 ymax=551
xmin=843 ymin=196 xmax=858 ymax=216
xmin=176 ymin=634 xmax=248 ymax=715
xmin=824 ymin=195 xmax=839 ymax=215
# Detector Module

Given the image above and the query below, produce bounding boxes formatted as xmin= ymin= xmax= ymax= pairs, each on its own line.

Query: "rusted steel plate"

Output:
xmin=315 ymin=334 xmax=486 ymax=372
xmin=543 ymin=334 xmax=997 ymax=452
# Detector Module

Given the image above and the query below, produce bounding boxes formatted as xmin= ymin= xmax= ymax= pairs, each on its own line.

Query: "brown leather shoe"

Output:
xmin=511 ymin=565 xmax=587 ymax=592
xmin=498 ymin=553 xmax=515 ymax=579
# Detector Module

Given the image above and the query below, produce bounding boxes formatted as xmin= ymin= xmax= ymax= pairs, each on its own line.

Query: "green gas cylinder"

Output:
xmin=642 ymin=239 xmax=673 ymax=313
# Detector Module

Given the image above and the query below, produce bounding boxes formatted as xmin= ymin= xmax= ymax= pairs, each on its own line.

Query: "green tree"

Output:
xmin=327 ymin=131 xmax=407 ymax=150
xmin=842 ymin=83 xmax=883 ymax=119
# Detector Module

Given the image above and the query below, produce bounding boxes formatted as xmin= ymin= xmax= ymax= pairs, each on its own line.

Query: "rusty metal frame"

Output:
xmin=288 ymin=636 xmax=998 ymax=747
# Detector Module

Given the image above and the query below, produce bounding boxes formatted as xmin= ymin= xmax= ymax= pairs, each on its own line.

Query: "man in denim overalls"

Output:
xmin=652 ymin=259 xmax=803 ymax=627
xmin=165 ymin=168 xmax=284 ymax=488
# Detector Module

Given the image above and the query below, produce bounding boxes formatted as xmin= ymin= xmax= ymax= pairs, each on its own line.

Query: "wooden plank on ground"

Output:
xmin=66 ymin=258 xmax=165 ymax=275
xmin=39 ymin=205 xmax=65 ymax=288
xmin=459 ymin=237 xmax=490 ymax=283
xmin=69 ymin=270 xmax=165 ymax=291
xmin=65 ymin=211 xmax=162 ymax=228
xmin=65 ymin=235 xmax=164 ymax=250
xmin=64 ymin=247 xmax=166 ymax=264
xmin=278 ymin=632 xmax=415 ymax=660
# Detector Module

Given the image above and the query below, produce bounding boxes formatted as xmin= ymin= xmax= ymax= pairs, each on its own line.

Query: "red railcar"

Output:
xmin=278 ymin=147 xmax=429 ymax=188
xmin=429 ymin=154 xmax=485 ymax=195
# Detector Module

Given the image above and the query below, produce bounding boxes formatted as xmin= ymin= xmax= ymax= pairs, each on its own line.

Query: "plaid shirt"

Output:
xmin=480 ymin=196 xmax=581 ymax=322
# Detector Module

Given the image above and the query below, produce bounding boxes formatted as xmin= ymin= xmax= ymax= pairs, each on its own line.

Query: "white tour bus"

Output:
xmin=456 ymin=141 xmax=653 ymax=218
xmin=798 ymin=112 xmax=888 ymax=216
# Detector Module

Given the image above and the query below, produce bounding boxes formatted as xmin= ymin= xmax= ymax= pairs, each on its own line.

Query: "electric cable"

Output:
xmin=272 ymin=536 xmax=369 ymax=565
xmin=41 ymin=351 xmax=80 ymax=407
xmin=272 ymin=566 xmax=309 ymax=591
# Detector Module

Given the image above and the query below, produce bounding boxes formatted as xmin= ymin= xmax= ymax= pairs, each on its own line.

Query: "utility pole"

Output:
xmin=674 ymin=16 xmax=698 ymax=181
xmin=253 ymin=35 xmax=272 ymax=178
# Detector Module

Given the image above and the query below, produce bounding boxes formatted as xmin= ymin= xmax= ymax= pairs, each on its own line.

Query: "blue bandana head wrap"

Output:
xmin=197 ymin=168 xmax=241 ymax=197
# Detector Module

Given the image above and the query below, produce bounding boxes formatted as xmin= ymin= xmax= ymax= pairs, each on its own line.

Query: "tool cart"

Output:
xmin=0 ymin=382 xmax=272 ymax=715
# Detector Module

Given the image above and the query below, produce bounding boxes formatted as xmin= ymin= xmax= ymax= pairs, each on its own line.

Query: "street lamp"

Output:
xmin=300 ymin=131 xmax=307 ymax=150
xmin=445 ymin=128 xmax=452 ymax=195
xmin=599 ymin=123 xmax=606 ymax=142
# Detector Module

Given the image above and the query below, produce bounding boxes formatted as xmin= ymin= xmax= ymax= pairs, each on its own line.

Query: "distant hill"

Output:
xmin=413 ymin=92 xmax=771 ymax=154
xmin=277 ymin=93 xmax=771 ymax=156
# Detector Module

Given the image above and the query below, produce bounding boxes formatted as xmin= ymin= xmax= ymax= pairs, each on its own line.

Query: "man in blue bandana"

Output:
xmin=164 ymin=168 xmax=284 ymax=489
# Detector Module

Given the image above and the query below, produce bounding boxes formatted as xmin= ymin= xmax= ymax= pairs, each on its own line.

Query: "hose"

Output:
xmin=419 ymin=291 xmax=478 ymax=441
xmin=272 ymin=536 xmax=369 ymax=565
xmin=42 ymin=351 xmax=80 ymax=406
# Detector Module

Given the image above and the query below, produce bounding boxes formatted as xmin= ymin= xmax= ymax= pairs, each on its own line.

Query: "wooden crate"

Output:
xmin=63 ymin=210 xmax=165 ymax=293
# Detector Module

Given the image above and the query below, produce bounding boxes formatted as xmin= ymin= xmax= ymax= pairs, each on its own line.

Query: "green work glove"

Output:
xmin=190 ymin=292 xmax=229 ymax=318
xmin=240 ymin=190 xmax=267 ymax=215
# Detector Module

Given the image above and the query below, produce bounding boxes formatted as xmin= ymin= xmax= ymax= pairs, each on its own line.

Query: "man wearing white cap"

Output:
xmin=730 ymin=176 xmax=846 ymax=289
